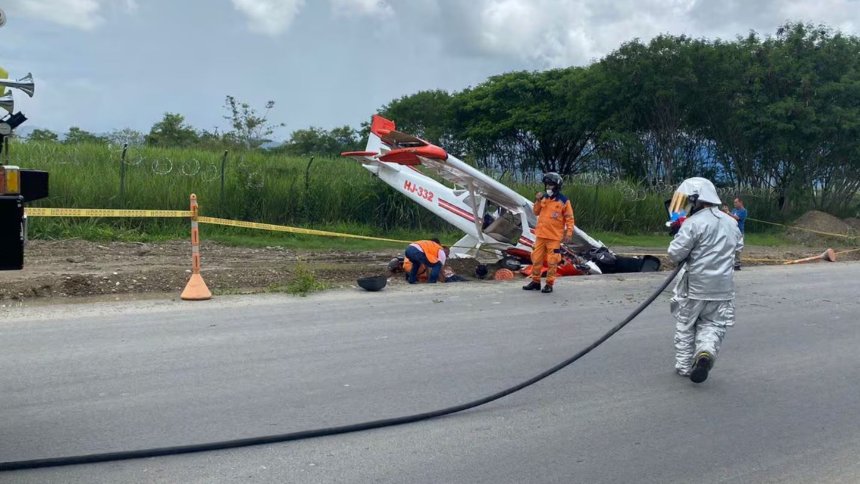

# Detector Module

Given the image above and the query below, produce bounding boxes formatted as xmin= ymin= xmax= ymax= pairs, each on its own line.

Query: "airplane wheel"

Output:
xmin=500 ymin=256 xmax=522 ymax=271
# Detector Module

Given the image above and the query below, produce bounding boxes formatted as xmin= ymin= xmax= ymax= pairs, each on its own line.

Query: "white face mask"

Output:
xmin=546 ymin=188 xmax=554 ymax=196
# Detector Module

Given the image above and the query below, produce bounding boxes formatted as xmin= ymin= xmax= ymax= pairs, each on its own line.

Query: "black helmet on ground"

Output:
xmin=357 ymin=275 xmax=388 ymax=291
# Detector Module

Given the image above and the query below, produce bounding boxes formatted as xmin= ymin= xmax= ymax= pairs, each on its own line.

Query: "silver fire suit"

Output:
xmin=668 ymin=207 xmax=743 ymax=375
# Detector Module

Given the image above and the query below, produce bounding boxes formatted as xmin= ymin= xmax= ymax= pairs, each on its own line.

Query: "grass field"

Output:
xmin=12 ymin=140 xmax=793 ymax=247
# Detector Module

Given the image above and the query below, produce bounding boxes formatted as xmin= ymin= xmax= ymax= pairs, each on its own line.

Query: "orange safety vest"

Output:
xmin=413 ymin=240 xmax=444 ymax=264
xmin=533 ymin=194 xmax=575 ymax=241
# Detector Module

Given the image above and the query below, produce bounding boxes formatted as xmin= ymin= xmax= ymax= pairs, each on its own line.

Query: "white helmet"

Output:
xmin=668 ymin=177 xmax=721 ymax=220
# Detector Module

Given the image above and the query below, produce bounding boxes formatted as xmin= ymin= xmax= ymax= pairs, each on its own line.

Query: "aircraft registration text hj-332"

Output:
xmin=342 ymin=115 xmax=659 ymax=276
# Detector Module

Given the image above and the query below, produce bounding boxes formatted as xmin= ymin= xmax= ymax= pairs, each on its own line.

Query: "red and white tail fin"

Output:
xmin=365 ymin=115 xmax=395 ymax=154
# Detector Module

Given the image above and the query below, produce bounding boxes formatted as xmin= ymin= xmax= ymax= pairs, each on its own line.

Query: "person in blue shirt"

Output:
xmin=726 ymin=198 xmax=747 ymax=270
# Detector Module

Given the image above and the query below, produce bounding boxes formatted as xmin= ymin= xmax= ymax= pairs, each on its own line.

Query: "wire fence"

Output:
xmin=8 ymin=140 xmax=856 ymax=236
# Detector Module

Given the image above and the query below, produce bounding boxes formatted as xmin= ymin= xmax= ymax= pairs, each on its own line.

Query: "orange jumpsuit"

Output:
xmin=403 ymin=259 xmax=455 ymax=283
xmin=531 ymin=193 xmax=575 ymax=285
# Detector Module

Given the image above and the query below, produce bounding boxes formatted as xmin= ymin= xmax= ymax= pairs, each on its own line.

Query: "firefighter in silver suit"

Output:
xmin=666 ymin=177 xmax=743 ymax=383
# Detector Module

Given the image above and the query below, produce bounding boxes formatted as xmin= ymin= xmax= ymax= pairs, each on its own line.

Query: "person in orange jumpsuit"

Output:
xmin=400 ymin=258 xmax=461 ymax=283
xmin=523 ymin=172 xmax=574 ymax=294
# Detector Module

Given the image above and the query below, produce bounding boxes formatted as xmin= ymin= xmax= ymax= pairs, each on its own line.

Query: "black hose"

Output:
xmin=0 ymin=264 xmax=683 ymax=471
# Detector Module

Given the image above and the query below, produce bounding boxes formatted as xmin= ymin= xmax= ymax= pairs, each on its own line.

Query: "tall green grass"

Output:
xmin=12 ymin=141 xmax=785 ymax=240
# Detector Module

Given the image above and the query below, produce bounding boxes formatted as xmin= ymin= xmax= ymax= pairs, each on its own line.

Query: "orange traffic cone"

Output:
xmin=181 ymin=194 xmax=212 ymax=301
xmin=181 ymin=273 xmax=211 ymax=300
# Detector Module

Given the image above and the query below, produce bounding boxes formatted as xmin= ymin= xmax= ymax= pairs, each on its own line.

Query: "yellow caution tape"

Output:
xmin=24 ymin=207 xmax=411 ymax=243
xmin=198 ymin=216 xmax=412 ymax=244
xmin=25 ymin=207 xmax=192 ymax=218
xmin=748 ymin=217 xmax=857 ymax=239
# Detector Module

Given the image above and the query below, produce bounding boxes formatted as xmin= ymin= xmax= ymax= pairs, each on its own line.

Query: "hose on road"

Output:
xmin=0 ymin=264 xmax=683 ymax=471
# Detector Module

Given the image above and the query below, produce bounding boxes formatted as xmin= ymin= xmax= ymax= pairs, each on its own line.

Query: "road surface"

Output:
xmin=1 ymin=262 xmax=858 ymax=483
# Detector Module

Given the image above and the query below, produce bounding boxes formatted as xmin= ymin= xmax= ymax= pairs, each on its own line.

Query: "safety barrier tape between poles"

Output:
xmin=748 ymin=217 xmax=858 ymax=240
xmin=25 ymin=208 xmax=191 ymax=218
xmin=196 ymin=216 xmax=412 ymax=244
xmin=23 ymin=208 xmax=412 ymax=244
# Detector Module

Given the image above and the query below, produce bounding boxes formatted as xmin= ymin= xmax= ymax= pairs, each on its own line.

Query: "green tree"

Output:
xmin=328 ymin=125 xmax=362 ymax=152
xmin=378 ymin=90 xmax=455 ymax=146
xmin=223 ymin=95 xmax=285 ymax=149
xmin=452 ymin=68 xmax=601 ymax=178
xmin=596 ymin=35 xmax=713 ymax=185
xmin=703 ymin=23 xmax=860 ymax=213
xmin=197 ymin=128 xmax=228 ymax=150
xmin=107 ymin=128 xmax=145 ymax=146
xmin=145 ymin=113 xmax=199 ymax=147
xmin=755 ymin=23 xmax=860 ymax=213
xmin=28 ymin=128 xmax=59 ymax=142
xmin=282 ymin=127 xmax=331 ymax=155
xmin=64 ymin=126 xmax=106 ymax=144
xmin=280 ymin=125 xmax=360 ymax=156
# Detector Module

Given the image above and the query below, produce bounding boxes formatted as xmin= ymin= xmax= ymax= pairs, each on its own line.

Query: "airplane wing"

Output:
xmin=418 ymin=156 xmax=531 ymax=215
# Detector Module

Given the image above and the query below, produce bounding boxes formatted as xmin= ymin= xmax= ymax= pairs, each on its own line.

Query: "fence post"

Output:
xmin=220 ymin=150 xmax=228 ymax=211
xmin=181 ymin=193 xmax=212 ymax=300
xmin=119 ymin=143 xmax=128 ymax=204
xmin=304 ymin=156 xmax=314 ymax=222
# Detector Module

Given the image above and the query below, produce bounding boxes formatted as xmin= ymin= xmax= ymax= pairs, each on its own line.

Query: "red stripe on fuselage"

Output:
xmin=438 ymin=199 xmax=475 ymax=222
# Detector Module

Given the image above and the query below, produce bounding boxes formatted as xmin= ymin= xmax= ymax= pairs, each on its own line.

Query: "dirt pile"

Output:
xmin=0 ymin=240 xmax=394 ymax=301
xmin=446 ymin=257 xmax=485 ymax=279
xmin=844 ymin=217 xmax=860 ymax=232
xmin=788 ymin=210 xmax=857 ymax=245
xmin=2 ymin=240 xmax=857 ymax=301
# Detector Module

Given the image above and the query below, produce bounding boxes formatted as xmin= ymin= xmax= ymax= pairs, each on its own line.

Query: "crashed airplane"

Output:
xmin=342 ymin=115 xmax=659 ymax=276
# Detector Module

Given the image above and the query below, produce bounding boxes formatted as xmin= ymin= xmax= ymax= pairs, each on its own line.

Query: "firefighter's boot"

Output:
xmin=690 ymin=352 xmax=714 ymax=383
xmin=522 ymin=280 xmax=542 ymax=291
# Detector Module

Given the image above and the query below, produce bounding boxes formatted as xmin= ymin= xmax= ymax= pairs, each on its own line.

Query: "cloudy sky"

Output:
xmin=2 ymin=0 xmax=859 ymax=140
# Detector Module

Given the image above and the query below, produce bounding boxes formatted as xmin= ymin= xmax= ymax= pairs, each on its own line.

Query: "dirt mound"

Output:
xmin=845 ymin=217 xmax=860 ymax=231
xmin=2 ymin=240 xmax=855 ymax=302
xmin=788 ymin=210 xmax=856 ymax=244
xmin=446 ymin=257 xmax=482 ymax=278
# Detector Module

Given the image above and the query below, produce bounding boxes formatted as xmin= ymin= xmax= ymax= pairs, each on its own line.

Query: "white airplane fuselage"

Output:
xmin=361 ymin=158 xmax=534 ymax=259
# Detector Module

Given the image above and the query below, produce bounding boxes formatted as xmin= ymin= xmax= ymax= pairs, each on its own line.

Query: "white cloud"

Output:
xmin=373 ymin=0 xmax=860 ymax=67
xmin=6 ymin=0 xmax=136 ymax=30
xmin=330 ymin=0 xmax=394 ymax=18
xmin=462 ymin=0 xmax=703 ymax=66
xmin=230 ymin=0 xmax=306 ymax=36
xmin=779 ymin=0 xmax=860 ymax=32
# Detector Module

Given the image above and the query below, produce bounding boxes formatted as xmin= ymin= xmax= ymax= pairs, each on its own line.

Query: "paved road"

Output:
xmin=1 ymin=262 xmax=859 ymax=483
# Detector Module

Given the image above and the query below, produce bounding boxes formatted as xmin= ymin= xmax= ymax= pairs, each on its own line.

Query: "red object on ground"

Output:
xmin=520 ymin=260 xmax=586 ymax=278
xmin=494 ymin=268 xmax=515 ymax=280
xmin=505 ymin=247 xmax=532 ymax=263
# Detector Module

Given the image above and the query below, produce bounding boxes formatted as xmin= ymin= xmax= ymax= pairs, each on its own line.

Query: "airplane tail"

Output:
xmin=364 ymin=115 xmax=395 ymax=154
